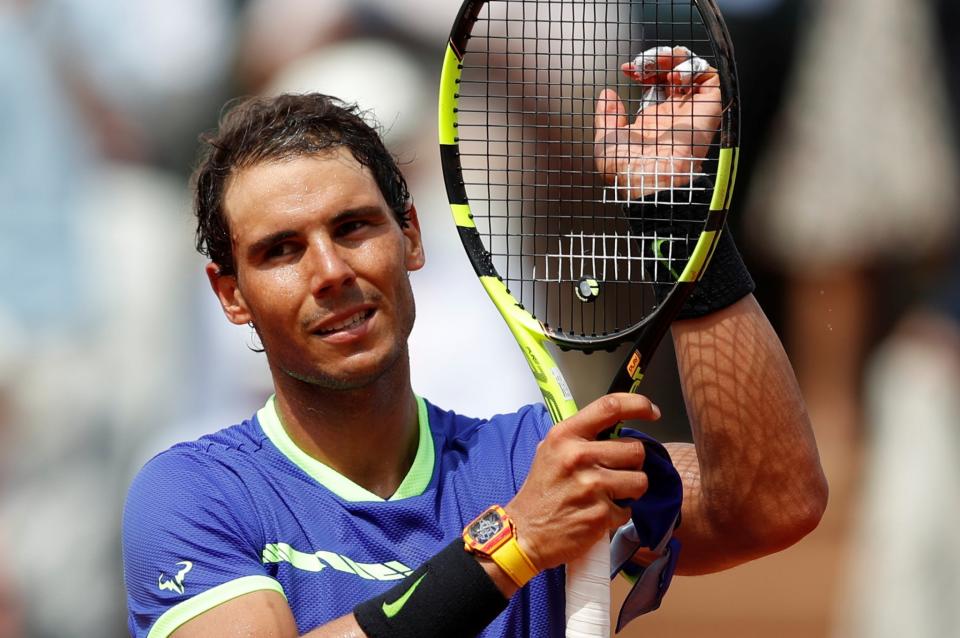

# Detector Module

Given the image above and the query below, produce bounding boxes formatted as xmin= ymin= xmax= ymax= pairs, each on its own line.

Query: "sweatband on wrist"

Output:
xmin=624 ymin=177 xmax=755 ymax=319
xmin=676 ymin=225 xmax=755 ymax=319
xmin=353 ymin=539 xmax=508 ymax=638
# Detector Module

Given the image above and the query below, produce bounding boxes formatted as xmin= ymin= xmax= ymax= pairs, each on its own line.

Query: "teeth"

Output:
xmin=320 ymin=310 xmax=369 ymax=334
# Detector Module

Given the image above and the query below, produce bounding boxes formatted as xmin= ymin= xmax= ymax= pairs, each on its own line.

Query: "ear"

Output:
xmin=206 ymin=262 xmax=253 ymax=326
xmin=402 ymin=204 xmax=426 ymax=272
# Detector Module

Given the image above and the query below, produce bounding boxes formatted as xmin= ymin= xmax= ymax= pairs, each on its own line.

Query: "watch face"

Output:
xmin=469 ymin=511 xmax=504 ymax=544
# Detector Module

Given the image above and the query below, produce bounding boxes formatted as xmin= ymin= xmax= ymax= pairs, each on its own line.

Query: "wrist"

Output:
xmin=462 ymin=505 xmax=540 ymax=588
xmin=500 ymin=504 xmax=543 ymax=573
xmin=475 ymin=555 xmax=521 ymax=599
xmin=624 ymin=177 xmax=754 ymax=319
xmin=354 ymin=540 xmax=508 ymax=638
xmin=676 ymin=225 xmax=754 ymax=319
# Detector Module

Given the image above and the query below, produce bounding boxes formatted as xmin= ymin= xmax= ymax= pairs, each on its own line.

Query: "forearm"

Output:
xmin=669 ymin=294 xmax=827 ymax=574
xmin=170 ymin=590 xmax=366 ymax=638
xmin=171 ymin=545 xmax=518 ymax=638
xmin=301 ymin=614 xmax=367 ymax=637
xmin=298 ymin=560 xmax=510 ymax=638
xmin=298 ymin=557 xmax=519 ymax=638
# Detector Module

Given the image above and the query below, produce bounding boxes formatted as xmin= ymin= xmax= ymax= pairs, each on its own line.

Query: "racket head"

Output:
xmin=439 ymin=0 xmax=740 ymax=355
xmin=438 ymin=4 xmax=740 ymax=635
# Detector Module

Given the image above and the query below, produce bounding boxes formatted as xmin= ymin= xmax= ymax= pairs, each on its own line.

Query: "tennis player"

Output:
xmin=121 ymin=90 xmax=826 ymax=638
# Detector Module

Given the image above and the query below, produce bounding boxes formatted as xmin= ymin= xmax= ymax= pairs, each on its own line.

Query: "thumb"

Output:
xmin=595 ymin=88 xmax=628 ymax=133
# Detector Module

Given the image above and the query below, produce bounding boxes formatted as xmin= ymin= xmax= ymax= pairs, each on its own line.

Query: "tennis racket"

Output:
xmin=438 ymin=1 xmax=739 ymax=635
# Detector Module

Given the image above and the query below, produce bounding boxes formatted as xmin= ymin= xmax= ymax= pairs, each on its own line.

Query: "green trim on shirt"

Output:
xmin=257 ymin=395 xmax=435 ymax=502
xmin=146 ymin=575 xmax=285 ymax=638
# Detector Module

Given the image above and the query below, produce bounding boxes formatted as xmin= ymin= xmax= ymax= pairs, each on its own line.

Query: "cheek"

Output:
xmin=242 ymin=268 xmax=307 ymax=319
xmin=266 ymin=263 xmax=307 ymax=290
xmin=393 ymin=266 xmax=418 ymax=327
xmin=358 ymin=241 xmax=405 ymax=284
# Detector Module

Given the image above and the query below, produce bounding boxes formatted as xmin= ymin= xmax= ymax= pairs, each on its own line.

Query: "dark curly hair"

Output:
xmin=192 ymin=93 xmax=411 ymax=276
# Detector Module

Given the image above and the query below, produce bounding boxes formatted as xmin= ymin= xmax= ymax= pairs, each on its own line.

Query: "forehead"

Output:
xmin=222 ymin=148 xmax=388 ymax=241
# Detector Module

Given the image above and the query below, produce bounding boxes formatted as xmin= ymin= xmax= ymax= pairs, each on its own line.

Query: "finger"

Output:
xmin=620 ymin=61 xmax=646 ymax=83
xmin=578 ymin=438 xmax=647 ymax=471
xmin=608 ymin=502 xmax=633 ymax=530
xmin=691 ymin=64 xmax=721 ymax=97
xmin=626 ymin=46 xmax=692 ymax=85
xmin=670 ymin=55 xmax=711 ymax=86
xmin=594 ymin=88 xmax=628 ymax=132
xmin=558 ymin=394 xmax=661 ymax=440
xmin=666 ymin=56 xmax=714 ymax=103
xmin=627 ymin=46 xmax=698 ymax=111
xmin=689 ymin=68 xmax=722 ymax=129
xmin=603 ymin=467 xmax=650 ymax=502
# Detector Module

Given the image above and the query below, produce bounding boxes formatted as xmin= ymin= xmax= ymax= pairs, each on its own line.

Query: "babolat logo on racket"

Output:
xmin=522 ymin=346 xmax=549 ymax=384
xmin=626 ymin=352 xmax=642 ymax=379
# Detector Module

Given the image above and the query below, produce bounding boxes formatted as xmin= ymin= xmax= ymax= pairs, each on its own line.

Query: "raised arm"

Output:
xmin=592 ymin=46 xmax=827 ymax=574
xmin=667 ymin=295 xmax=827 ymax=574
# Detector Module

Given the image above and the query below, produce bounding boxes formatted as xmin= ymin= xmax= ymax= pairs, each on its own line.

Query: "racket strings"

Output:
xmin=458 ymin=0 xmax=720 ymax=341
xmin=534 ymin=230 xmax=693 ymax=284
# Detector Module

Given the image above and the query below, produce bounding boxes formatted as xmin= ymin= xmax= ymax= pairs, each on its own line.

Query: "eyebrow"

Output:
xmin=331 ymin=205 xmax=391 ymax=224
xmin=245 ymin=206 xmax=391 ymax=258
xmin=247 ymin=229 xmax=298 ymax=259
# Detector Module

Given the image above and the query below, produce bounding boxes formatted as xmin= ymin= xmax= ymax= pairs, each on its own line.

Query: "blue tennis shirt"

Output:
xmin=122 ymin=397 xmax=565 ymax=637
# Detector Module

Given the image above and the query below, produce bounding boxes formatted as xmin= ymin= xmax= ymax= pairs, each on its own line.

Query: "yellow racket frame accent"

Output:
xmin=438 ymin=45 xmax=462 ymax=146
xmin=479 ymin=276 xmax=579 ymax=423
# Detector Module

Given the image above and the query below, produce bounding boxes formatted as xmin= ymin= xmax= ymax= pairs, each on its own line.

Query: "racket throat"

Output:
xmin=608 ymin=282 xmax=696 ymax=396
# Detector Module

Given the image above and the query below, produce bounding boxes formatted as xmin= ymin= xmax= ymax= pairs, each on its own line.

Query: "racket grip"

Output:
xmin=564 ymin=538 xmax=610 ymax=637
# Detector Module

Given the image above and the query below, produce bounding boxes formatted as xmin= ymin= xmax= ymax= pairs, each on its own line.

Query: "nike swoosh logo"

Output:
xmin=381 ymin=573 xmax=426 ymax=618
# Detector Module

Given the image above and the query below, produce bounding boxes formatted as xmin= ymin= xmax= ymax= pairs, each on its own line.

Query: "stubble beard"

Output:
xmin=281 ymin=339 xmax=410 ymax=391
xmin=274 ymin=295 xmax=417 ymax=392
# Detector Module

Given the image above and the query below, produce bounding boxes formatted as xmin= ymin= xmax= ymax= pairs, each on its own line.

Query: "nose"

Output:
xmin=307 ymin=239 xmax=356 ymax=297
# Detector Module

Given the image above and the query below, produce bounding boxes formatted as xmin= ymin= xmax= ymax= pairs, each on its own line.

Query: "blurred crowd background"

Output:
xmin=1 ymin=0 xmax=958 ymax=636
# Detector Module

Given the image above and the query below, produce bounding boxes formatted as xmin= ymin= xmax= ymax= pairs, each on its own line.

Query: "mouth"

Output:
xmin=313 ymin=308 xmax=375 ymax=336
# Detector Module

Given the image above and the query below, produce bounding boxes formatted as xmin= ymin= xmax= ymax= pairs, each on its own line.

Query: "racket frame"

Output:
xmin=438 ymin=0 xmax=740 ymax=634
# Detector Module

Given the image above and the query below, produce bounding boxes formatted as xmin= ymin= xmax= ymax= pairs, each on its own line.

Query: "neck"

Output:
xmin=269 ymin=353 xmax=420 ymax=500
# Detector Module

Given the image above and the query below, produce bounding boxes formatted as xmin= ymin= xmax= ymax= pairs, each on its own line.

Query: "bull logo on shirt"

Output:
xmin=158 ymin=560 xmax=193 ymax=595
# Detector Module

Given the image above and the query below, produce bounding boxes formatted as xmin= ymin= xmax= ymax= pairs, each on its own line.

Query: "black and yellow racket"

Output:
xmin=438 ymin=1 xmax=739 ymax=634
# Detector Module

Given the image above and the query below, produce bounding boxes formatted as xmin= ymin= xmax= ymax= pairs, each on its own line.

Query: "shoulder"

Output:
xmin=128 ymin=417 xmax=265 ymax=485
xmin=123 ymin=418 xmax=269 ymax=539
xmin=122 ymin=420 xmax=286 ymax=638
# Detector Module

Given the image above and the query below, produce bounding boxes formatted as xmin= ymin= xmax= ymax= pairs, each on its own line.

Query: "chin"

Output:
xmin=283 ymin=345 xmax=408 ymax=391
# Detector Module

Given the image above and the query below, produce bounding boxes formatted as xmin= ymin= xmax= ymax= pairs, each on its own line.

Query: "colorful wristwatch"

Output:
xmin=462 ymin=505 xmax=539 ymax=588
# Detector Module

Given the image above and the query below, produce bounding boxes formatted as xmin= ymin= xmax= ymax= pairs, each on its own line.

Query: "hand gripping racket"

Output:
xmin=438 ymin=1 xmax=739 ymax=635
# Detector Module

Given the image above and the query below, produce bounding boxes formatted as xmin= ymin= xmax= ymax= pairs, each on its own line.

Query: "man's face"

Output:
xmin=208 ymin=148 xmax=425 ymax=389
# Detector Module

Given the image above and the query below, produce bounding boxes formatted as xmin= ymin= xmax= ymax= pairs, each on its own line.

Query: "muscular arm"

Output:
xmin=169 ymin=553 xmax=520 ymax=638
xmin=667 ymin=294 xmax=827 ymax=575
xmin=168 ymin=590 xmax=362 ymax=638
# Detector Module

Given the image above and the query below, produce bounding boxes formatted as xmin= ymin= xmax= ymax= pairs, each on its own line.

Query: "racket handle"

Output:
xmin=564 ymin=538 xmax=610 ymax=637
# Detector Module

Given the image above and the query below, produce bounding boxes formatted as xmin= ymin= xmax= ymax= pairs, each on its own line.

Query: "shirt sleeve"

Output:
xmin=122 ymin=448 xmax=284 ymax=638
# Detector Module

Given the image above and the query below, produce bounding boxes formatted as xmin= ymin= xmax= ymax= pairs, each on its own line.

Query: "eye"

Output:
xmin=264 ymin=241 xmax=300 ymax=260
xmin=335 ymin=219 xmax=369 ymax=238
